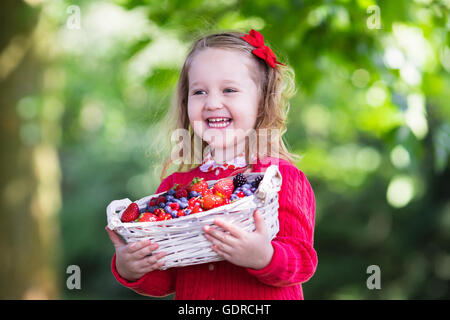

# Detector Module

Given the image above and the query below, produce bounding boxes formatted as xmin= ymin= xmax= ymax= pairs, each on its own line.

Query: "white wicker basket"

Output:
xmin=106 ymin=164 xmax=282 ymax=270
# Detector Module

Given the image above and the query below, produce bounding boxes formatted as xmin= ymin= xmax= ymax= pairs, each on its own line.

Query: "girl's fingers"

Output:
xmin=127 ymin=239 xmax=153 ymax=254
xmin=146 ymin=251 xmax=166 ymax=265
xmin=253 ymin=210 xmax=267 ymax=235
xmin=204 ymin=233 xmax=233 ymax=254
xmin=133 ymin=242 xmax=160 ymax=259
xmin=212 ymin=219 xmax=242 ymax=238
xmin=204 ymin=225 xmax=235 ymax=246
xmin=212 ymin=244 xmax=232 ymax=261
xmin=138 ymin=252 xmax=166 ymax=272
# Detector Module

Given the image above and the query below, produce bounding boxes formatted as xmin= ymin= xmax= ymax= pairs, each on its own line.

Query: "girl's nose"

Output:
xmin=204 ymin=92 xmax=223 ymax=110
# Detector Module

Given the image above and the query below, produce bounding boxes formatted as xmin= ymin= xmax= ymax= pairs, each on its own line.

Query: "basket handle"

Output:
xmin=106 ymin=198 xmax=132 ymax=230
xmin=255 ymin=165 xmax=282 ymax=200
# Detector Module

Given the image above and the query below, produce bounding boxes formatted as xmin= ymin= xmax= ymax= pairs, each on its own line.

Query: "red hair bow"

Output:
xmin=241 ymin=29 xmax=285 ymax=68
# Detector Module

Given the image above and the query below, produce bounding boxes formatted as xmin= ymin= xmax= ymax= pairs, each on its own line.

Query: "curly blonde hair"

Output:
xmin=159 ymin=30 xmax=299 ymax=181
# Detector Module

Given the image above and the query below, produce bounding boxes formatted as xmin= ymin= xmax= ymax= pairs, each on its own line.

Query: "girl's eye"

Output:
xmin=224 ymin=88 xmax=237 ymax=93
xmin=193 ymin=90 xmax=206 ymax=95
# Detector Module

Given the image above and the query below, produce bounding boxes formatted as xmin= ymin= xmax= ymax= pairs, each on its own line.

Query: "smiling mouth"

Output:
xmin=205 ymin=117 xmax=233 ymax=128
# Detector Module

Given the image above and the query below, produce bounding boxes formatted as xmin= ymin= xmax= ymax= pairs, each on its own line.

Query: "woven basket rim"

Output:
xmin=109 ymin=169 xmax=277 ymax=229
xmin=107 ymin=164 xmax=282 ymax=232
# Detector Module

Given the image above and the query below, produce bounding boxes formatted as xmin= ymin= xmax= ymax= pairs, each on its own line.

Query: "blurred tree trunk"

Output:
xmin=0 ymin=0 xmax=61 ymax=299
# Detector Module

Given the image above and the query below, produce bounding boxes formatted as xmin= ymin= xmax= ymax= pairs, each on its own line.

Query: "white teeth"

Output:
xmin=207 ymin=118 xmax=231 ymax=128
xmin=207 ymin=118 xmax=230 ymax=122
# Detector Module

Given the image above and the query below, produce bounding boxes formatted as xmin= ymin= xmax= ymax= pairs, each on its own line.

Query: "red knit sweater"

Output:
xmin=111 ymin=156 xmax=318 ymax=300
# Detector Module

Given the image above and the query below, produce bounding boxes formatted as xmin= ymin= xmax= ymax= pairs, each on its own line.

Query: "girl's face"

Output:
xmin=187 ymin=48 xmax=260 ymax=155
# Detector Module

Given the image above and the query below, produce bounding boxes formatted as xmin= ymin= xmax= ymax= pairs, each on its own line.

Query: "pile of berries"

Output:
xmin=121 ymin=173 xmax=264 ymax=223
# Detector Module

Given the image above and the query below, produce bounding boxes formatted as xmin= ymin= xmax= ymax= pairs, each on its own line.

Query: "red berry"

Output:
xmin=157 ymin=212 xmax=172 ymax=221
xmin=213 ymin=178 xmax=234 ymax=199
xmin=191 ymin=206 xmax=203 ymax=214
xmin=175 ymin=188 xmax=188 ymax=199
xmin=201 ymin=188 xmax=213 ymax=196
xmin=138 ymin=212 xmax=159 ymax=222
xmin=173 ymin=183 xmax=189 ymax=191
xmin=121 ymin=203 xmax=140 ymax=222
xmin=202 ymin=194 xmax=225 ymax=210
xmin=149 ymin=198 xmax=158 ymax=206
xmin=177 ymin=210 xmax=185 ymax=217
xmin=153 ymin=208 xmax=164 ymax=216
xmin=188 ymin=196 xmax=201 ymax=207
xmin=169 ymin=202 xmax=180 ymax=211
xmin=157 ymin=196 xmax=166 ymax=204
xmin=190 ymin=177 xmax=209 ymax=195
xmin=237 ymin=191 xmax=245 ymax=198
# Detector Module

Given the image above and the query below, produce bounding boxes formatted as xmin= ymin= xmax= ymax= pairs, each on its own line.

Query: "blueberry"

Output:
xmin=234 ymin=187 xmax=242 ymax=193
xmin=168 ymin=189 xmax=176 ymax=196
xmin=180 ymin=197 xmax=187 ymax=202
xmin=185 ymin=209 xmax=192 ymax=215
xmin=166 ymin=195 xmax=175 ymax=201
xmin=164 ymin=205 xmax=172 ymax=213
xmin=158 ymin=202 xmax=166 ymax=208
xmin=189 ymin=191 xmax=198 ymax=198
xmin=250 ymin=187 xmax=256 ymax=192
xmin=147 ymin=206 xmax=156 ymax=213
xmin=244 ymin=189 xmax=253 ymax=196
xmin=242 ymin=183 xmax=252 ymax=189
xmin=180 ymin=202 xmax=188 ymax=209
xmin=230 ymin=194 xmax=239 ymax=201
xmin=170 ymin=211 xmax=178 ymax=218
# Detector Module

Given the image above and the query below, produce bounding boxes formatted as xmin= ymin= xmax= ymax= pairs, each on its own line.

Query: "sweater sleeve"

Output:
xmin=246 ymin=165 xmax=318 ymax=287
xmin=111 ymin=174 xmax=178 ymax=297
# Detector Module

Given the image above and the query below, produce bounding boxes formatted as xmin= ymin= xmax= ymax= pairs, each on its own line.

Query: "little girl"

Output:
xmin=106 ymin=29 xmax=318 ymax=300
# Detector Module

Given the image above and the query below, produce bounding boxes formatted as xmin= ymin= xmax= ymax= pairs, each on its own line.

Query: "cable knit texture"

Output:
xmin=111 ymin=156 xmax=317 ymax=300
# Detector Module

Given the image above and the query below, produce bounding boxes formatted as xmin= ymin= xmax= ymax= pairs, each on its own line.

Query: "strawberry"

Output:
xmin=201 ymin=188 xmax=213 ymax=196
xmin=191 ymin=206 xmax=204 ymax=214
xmin=190 ymin=177 xmax=209 ymax=195
xmin=121 ymin=203 xmax=140 ymax=222
xmin=138 ymin=212 xmax=159 ymax=222
xmin=153 ymin=208 xmax=164 ymax=217
xmin=177 ymin=210 xmax=185 ymax=217
xmin=157 ymin=212 xmax=172 ymax=221
xmin=202 ymin=194 xmax=225 ymax=210
xmin=213 ymin=178 xmax=234 ymax=199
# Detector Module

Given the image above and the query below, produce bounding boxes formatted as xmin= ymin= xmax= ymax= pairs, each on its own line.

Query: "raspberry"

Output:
xmin=157 ymin=196 xmax=166 ymax=204
xmin=175 ymin=188 xmax=188 ymax=199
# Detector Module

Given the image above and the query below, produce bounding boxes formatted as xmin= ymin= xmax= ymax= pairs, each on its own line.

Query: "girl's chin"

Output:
xmin=196 ymin=123 xmax=250 ymax=150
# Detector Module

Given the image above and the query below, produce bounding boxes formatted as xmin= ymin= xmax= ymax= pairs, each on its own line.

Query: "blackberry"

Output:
xmin=233 ymin=173 xmax=247 ymax=189
xmin=251 ymin=175 xmax=263 ymax=188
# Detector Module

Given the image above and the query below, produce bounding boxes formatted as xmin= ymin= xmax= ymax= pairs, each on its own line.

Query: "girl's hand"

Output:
xmin=203 ymin=210 xmax=274 ymax=270
xmin=105 ymin=226 xmax=166 ymax=282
